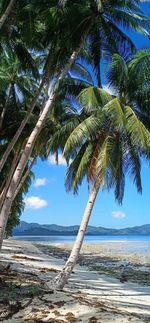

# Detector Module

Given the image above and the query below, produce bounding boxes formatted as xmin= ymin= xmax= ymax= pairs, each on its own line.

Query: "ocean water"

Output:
xmin=13 ymin=234 xmax=150 ymax=243
xmin=13 ymin=235 xmax=150 ymax=254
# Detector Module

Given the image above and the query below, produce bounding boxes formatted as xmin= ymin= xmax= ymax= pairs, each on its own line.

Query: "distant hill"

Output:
xmin=13 ymin=221 xmax=150 ymax=236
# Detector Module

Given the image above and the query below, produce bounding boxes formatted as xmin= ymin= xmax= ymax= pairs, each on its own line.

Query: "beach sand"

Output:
xmin=37 ymin=241 xmax=150 ymax=285
xmin=0 ymin=239 xmax=150 ymax=322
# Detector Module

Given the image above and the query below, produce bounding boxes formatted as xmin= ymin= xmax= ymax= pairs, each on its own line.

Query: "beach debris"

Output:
xmin=0 ymin=262 xmax=11 ymax=273
xmin=89 ymin=316 xmax=98 ymax=322
xmin=40 ymin=267 xmax=60 ymax=273
xmin=120 ymin=272 xmax=128 ymax=283
xmin=12 ymin=254 xmax=42 ymax=261
xmin=65 ymin=312 xmax=76 ymax=322
xmin=54 ymin=300 xmax=65 ymax=307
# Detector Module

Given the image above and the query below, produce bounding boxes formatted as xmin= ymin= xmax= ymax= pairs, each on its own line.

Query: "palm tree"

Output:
xmin=0 ymin=0 xmax=150 ymax=248
xmin=0 ymin=1 xmax=102 ymax=248
xmin=0 ymin=48 xmax=94 ymax=242
xmin=1 ymin=0 xmax=150 ymax=171
xmin=46 ymin=81 xmax=150 ymax=289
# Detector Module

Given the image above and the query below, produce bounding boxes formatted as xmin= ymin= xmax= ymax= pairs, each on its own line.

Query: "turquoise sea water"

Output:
xmin=13 ymin=235 xmax=150 ymax=254
xmin=13 ymin=235 xmax=150 ymax=243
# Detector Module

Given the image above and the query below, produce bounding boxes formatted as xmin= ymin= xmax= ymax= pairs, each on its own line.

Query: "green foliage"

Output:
xmin=0 ymin=0 xmax=150 ymax=234
xmin=49 ymin=78 xmax=150 ymax=203
xmin=5 ymin=165 xmax=34 ymax=237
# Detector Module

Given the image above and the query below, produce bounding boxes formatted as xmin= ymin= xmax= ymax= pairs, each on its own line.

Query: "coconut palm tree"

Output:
xmin=0 ymin=2 xmax=102 ymax=248
xmin=0 ymin=52 xmax=94 ymax=242
xmin=47 ymin=48 xmax=150 ymax=289
xmin=0 ymin=0 xmax=150 ymax=249
xmin=46 ymin=84 xmax=150 ymax=290
xmin=1 ymin=0 xmax=150 ymax=171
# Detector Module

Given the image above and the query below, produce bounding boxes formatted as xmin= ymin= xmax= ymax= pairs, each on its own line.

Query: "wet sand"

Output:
xmin=36 ymin=241 xmax=150 ymax=285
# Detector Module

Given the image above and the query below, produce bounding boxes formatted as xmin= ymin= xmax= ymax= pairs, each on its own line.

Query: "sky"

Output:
xmin=21 ymin=2 xmax=150 ymax=229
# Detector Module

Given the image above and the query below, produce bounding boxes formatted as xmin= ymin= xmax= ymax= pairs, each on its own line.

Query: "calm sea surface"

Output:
xmin=13 ymin=235 xmax=150 ymax=243
xmin=13 ymin=235 xmax=150 ymax=254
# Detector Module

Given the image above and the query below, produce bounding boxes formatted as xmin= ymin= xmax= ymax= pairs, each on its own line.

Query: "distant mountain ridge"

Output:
xmin=13 ymin=221 xmax=150 ymax=236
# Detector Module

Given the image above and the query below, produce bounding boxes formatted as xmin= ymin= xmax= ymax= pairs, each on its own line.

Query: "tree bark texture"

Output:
xmin=0 ymin=0 xmax=17 ymax=29
xmin=0 ymin=144 xmax=21 ymax=212
xmin=50 ymin=177 xmax=102 ymax=290
xmin=14 ymin=156 xmax=36 ymax=200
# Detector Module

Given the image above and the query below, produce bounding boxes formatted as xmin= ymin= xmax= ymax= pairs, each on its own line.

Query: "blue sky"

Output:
xmin=21 ymin=2 xmax=150 ymax=229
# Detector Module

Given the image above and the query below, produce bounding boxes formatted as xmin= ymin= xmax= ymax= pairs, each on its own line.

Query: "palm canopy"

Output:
xmin=1 ymin=0 xmax=150 ymax=154
xmin=107 ymin=50 xmax=150 ymax=128
xmin=0 ymin=0 xmax=150 ymax=241
xmin=82 ymin=0 xmax=150 ymax=86
xmin=0 ymin=47 xmax=40 ymax=142
xmin=3 ymin=0 xmax=149 ymax=79
xmin=1 ymin=0 xmax=150 ymax=88
xmin=0 ymin=48 xmax=37 ymax=102
xmin=48 ymin=85 xmax=150 ymax=203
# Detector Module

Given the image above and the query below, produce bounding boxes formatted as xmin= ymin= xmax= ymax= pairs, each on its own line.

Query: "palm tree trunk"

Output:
xmin=50 ymin=176 xmax=102 ymax=290
xmin=0 ymin=85 xmax=12 ymax=130
xmin=0 ymin=0 xmax=17 ymax=29
xmin=0 ymin=147 xmax=22 ymax=249
xmin=0 ymin=145 xmax=21 ymax=212
xmin=98 ymin=61 xmax=102 ymax=88
xmin=13 ymin=156 xmax=36 ymax=200
xmin=0 ymin=77 xmax=46 ymax=173
xmin=0 ymin=156 xmax=36 ymax=245
xmin=0 ymin=207 xmax=8 ymax=249
xmin=0 ymin=40 xmax=87 ymax=249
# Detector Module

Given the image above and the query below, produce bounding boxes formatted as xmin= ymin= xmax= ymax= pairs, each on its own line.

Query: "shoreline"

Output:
xmin=35 ymin=241 xmax=150 ymax=285
xmin=0 ymin=239 xmax=150 ymax=322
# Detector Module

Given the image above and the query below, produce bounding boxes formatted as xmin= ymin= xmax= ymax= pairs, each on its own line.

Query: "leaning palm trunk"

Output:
xmin=0 ymin=157 xmax=36 ymax=247
xmin=0 ymin=0 xmax=16 ymax=29
xmin=0 ymin=39 xmax=87 ymax=249
xmin=13 ymin=156 xmax=36 ymax=200
xmin=0 ymin=145 xmax=21 ymax=212
xmin=0 ymin=77 xmax=46 ymax=173
xmin=50 ymin=176 xmax=102 ymax=291
xmin=0 ymin=84 xmax=12 ymax=130
xmin=0 ymin=147 xmax=22 ymax=249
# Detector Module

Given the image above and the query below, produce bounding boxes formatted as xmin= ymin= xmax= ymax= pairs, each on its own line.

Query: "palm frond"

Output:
xmin=64 ymin=113 xmax=104 ymax=158
xmin=125 ymin=105 xmax=150 ymax=154
xmin=70 ymin=63 xmax=94 ymax=85
xmin=78 ymin=86 xmax=112 ymax=112
xmin=65 ymin=142 xmax=93 ymax=193
xmin=127 ymin=138 xmax=142 ymax=193
xmin=107 ymin=54 xmax=128 ymax=94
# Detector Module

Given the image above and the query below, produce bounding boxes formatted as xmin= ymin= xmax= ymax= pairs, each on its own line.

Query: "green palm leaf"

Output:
xmin=78 ymin=86 xmax=112 ymax=112
xmin=125 ymin=105 xmax=150 ymax=153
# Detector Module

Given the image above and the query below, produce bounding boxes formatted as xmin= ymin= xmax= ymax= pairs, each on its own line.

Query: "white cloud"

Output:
xmin=25 ymin=196 xmax=48 ymax=209
xmin=112 ymin=211 xmax=126 ymax=219
xmin=34 ymin=178 xmax=46 ymax=187
xmin=48 ymin=153 xmax=67 ymax=166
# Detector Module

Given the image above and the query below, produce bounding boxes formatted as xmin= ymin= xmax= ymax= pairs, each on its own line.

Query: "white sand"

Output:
xmin=0 ymin=239 xmax=150 ymax=323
